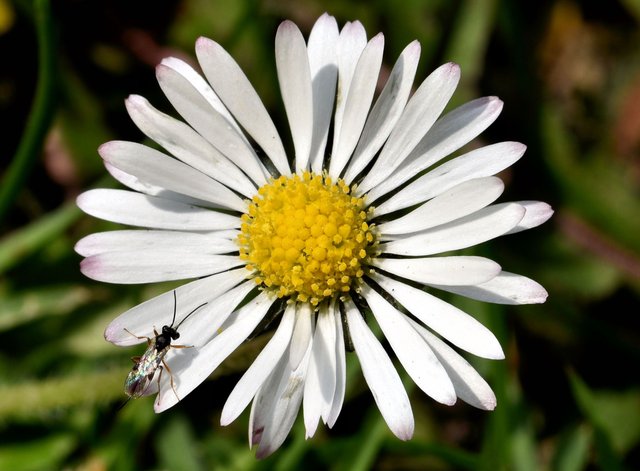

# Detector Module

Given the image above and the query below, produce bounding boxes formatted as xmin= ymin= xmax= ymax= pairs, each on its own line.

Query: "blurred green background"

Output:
xmin=1 ymin=0 xmax=639 ymax=469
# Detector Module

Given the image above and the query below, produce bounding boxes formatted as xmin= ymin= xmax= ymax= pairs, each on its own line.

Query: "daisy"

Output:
xmin=76 ymin=13 xmax=552 ymax=458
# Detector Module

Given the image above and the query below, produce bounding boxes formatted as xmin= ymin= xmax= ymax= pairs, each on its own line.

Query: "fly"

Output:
xmin=124 ymin=291 xmax=207 ymax=401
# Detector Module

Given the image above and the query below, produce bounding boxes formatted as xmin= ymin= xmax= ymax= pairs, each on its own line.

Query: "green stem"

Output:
xmin=0 ymin=0 xmax=57 ymax=222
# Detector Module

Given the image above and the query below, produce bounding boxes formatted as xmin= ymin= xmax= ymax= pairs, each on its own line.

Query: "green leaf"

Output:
xmin=0 ymin=201 xmax=81 ymax=275
xmin=0 ymin=369 xmax=126 ymax=423
xmin=552 ymin=424 xmax=592 ymax=471
xmin=0 ymin=434 xmax=75 ymax=471
xmin=169 ymin=0 xmax=248 ymax=49
xmin=382 ymin=440 xmax=478 ymax=470
xmin=541 ymin=234 xmax=620 ymax=300
xmin=156 ymin=414 xmax=204 ymax=471
xmin=96 ymin=398 xmax=158 ymax=471
xmin=445 ymin=0 xmax=499 ymax=104
xmin=333 ymin=408 xmax=387 ymax=471
xmin=57 ymin=69 xmax=113 ymax=178
xmin=268 ymin=420 xmax=306 ymax=471
xmin=0 ymin=284 xmax=97 ymax=332
xmin=620 ymin=0 xmax=640 ymax=23
xmin=509 ymin=413 xmax=539 ymax=471
xmin=569 ymin=371 xmax=640 ymax=455
xmin=542 ymin=105 xmax=640 ymax=256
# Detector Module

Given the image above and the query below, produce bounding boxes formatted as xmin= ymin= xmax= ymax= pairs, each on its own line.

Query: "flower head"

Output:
xmin=76 ymin=13 xmax=552 ymax=458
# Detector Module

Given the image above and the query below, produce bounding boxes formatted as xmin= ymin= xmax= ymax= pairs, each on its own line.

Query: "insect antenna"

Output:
xmin=167 ymin=290 xmax=208 ymax=330
xmin=168 ymin=290 xmax=179 ymax=327
xmin=175 ymin=300 xmax=208 ymax=330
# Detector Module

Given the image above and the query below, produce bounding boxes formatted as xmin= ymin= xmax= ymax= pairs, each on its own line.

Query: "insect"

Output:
xmin=124 ymin=291 xmax=207 ymax=401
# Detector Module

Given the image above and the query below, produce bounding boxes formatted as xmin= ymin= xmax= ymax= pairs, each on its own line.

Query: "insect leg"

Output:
xmin=161 ymin=359 xmax=180 ymax=401
xmin=124 ymin=328 xmax=152 ymax=344
xmin=155 ymin=366 xmax=164 ymax=404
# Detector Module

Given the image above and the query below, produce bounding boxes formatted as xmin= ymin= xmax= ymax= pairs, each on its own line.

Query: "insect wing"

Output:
xmin=124 ymin=341 xmax=165 ymax=398
xmin=125 ymin=369 xmax=153 ymax=398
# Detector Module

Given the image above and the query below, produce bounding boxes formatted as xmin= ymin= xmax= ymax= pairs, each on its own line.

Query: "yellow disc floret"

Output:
xmin=238 ymin=172 xmax=374 ymax=306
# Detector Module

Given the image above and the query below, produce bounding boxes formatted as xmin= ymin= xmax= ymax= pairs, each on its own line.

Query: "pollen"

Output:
xmin=237 ymin=172 xmax=374 ymax=306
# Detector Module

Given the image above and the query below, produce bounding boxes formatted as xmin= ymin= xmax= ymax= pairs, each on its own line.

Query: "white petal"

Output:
xmin=380 ymin=203 xmax=526 ymax=256
xmin=249 ymin=382 xmax=268 ymax=447
xmin=361 ymin=284 xmax=456 ymax=405
xmin=358 ymin=63 xmax=460 ymax=194
xmin=124 ymin=95 xmax=257 ymax=198
xmin=156 ymin=61 xmax=269 ymax=186
xmin=374 ymin=141 xmax=525 ymax=216
xmin=302 ymin=350 xmax=321 ymax=437
xmin=81 ymin=251 xmax=244 ymax=284
xmin=155 ymin=291 xmax=274 ymax=412
xmin=121 ymin=281 xmax=256 ymax=357
xmin=75 ymin=230 xmax=237 ymax=257
xmin=248 ymin=382 xmax=272 ymax=449
xmin=249 ymin=386 xmax=265 ymax=446
xmin=102 ymin=163 xmax=148 ymax=192
xmin=506 ymin=201 xmax=554 ymax=234
xmin=221 ymin=303 xmax=296 ymax=425
xmin=289 ymin=302 xmax=314 ymax=370
xmin=251 ymin=342 xmax=311 ymax=458
xmin=105 ymin=268 xmax=248 ymax=345
xmin=153 ymin=281 xmax=257 ymax=356
xmin=327 ymin=301 xmax=346 ymax=427
xmin=343 ymin=40 xmax=421 ymax=184
xmin=205 ymin=229 xmax=241 ymax=241
xmin=371 ymin=256 xmax=501 ymax=286
xmin=303 ymin=304 xmax=337 ymax=437
xmin=196 ymin=37 xmax=291 ymax=176
xmin=329 ymin=33 xmax=384 ymax=179
xmin=307 ymin=13 xmax=339 ymax=173
xmin=378 ymin=177 xmax=504 ymax=236
xmin=409 ymin=319 xmax=497 ymax=410
xmin=148 ymin=281 xmax=259 ymax=404
xmin=434 ymin=271 xmax=549 ymax=305
xmin=77 ymin=189 xmax=240 ymax=230
xmin=331 ymin=22 xmax=368 ymax=164
xmin=372 ymin=273 xmax=504 ymax=359
xmin=160 ymin=56 xmax=244 ymax=136
xmin=276 ymin=20 xmax=314 ymax=172
xmin=344 ymin=296 xmax=414 ymax=440
xmin=186 ymin=281 xmax=258 ymax=344
xmin=104 ymin=163 xmax=214 ymax=208
xmin=99 ymin=140 xmax=247 ymax=211
xmin=366 ymin=96 xmax=503 ymax=202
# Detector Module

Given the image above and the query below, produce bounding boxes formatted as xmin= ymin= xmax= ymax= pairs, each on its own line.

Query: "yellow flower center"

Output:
xmin=238 ymin=172 xmax=374 ymax=306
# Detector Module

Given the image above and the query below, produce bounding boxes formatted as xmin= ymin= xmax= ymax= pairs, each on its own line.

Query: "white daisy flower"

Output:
xmin=76 ymin=13 xmax=552 ymax=458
